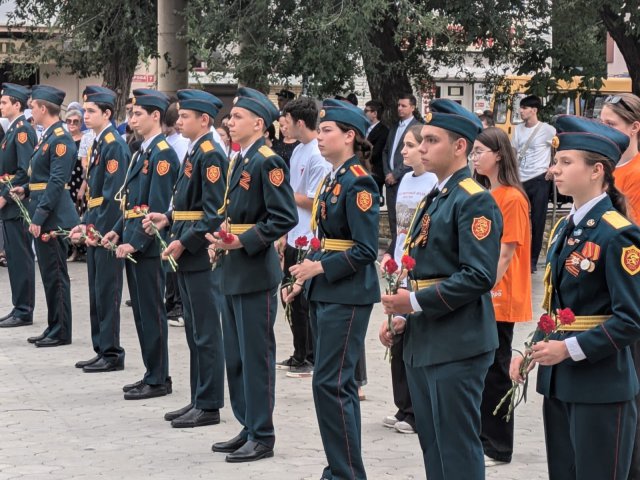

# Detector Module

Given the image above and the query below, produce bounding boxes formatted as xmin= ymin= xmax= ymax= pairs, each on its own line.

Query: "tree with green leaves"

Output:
xmin=5 ymin=0 xmax=157 ymax=119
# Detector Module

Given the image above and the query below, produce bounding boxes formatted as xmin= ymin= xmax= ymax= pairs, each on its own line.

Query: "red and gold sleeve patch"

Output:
xmin=269 ymin=168 xmax=284 ymax=187
xmin=356 ymin=190 xmax=373 ymax=212
xmin=17 ymin=132 xmax=27 ymax=144
xmin=471 ymin=216 xmax=491 ymax=240
xmin=156 ymin=160 xmax=170 ymax=176
xmin=55 ymin=143 xmax=67 ymax=157
xmin=206 ymin=165 xmax=220 ymax=183
xmin=106 ymin=159 xmax=118 ymax=174
xmin=622 ymin=246 xmax=640 ymax=275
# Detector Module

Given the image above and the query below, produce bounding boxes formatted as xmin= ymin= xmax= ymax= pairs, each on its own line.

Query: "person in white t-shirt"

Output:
xmin=277 ymin=97 xmax=331 ymax=378
xmin=511 ymin=95 xmax=556 ymax=271
xmin=380 ymin=124 xmax=437 ymax=434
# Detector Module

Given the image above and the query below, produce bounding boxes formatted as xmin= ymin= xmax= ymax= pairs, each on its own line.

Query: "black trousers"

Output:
xmin=480 ymin=321 xmax=515 ymax=462
xmin=164 ymin=271 xmax=182 ymax=313
xmin=283 ymin=244 xmax=313 ymax=364
xmin=523 ymin=173 xmax=551 ymax=267
xmin=628 ymin=340 xmax=640 ymax=480
xmin=2 ymin=218 xmax=35 ymax=320
xmin=385 ymin=182 xmax=400 ymax=255
xmin=391 ymin=333 xmax=415 ymax=427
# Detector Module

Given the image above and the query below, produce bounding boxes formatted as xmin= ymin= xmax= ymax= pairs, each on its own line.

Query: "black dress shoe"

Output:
xmin=123 ymin=376 xmax=172 ymax=393
xmin=164 ymin=403 xmax=193 ymax=421
xmin=125 ymin=299 xmax=132 ymax=307
xmin=0 ymin=311 xmax=14 ymax=322
xmin=35 ymin=337 xmax=70 ymax=347
xmin=123 ymin=383 xmax=168 ymax=400
xmin=75 ymin=355 xmax=101 ymax=369
xmin=27 ymin=333 xmax=47 ymax=344
xmin=0 ymin=316 xmax=33 ymax=328
xmin=212 ymin=432 xmax=247 ymax=453
xmin=83 ymin=357 xmax=124 ymax=373
xmin=171 ymin=408 xmax=219 ymax=428
xmin=225 ymin=440 xmax=274 ymax=463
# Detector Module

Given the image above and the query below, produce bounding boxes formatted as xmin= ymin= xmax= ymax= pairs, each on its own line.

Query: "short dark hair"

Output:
xmin=126 ymin=97 xmax=134 ymax=106
xmin=365 ymin=100 xmax=384 ymax=120
xmin=33 ymin=99 xmax=60 ymax=117
xmin=282 ymin=97 xmax=318 ymax=130
xmin=164 ymin=102 xmax=179 ymax=128
xmin=94 ymin=101 xmax=114 ymax=120
xmin=398 ymin=93 xmax=417 ymax=106
xmin=346 ymin=93 xmax=358 ymax=106
xmin=196 ymin=111 xmax=214 ymax=128
xmin=8 ymin=96 xmax=27 ymax=112
xmin=266 ymin=123 xmax=276 ymax=141
xmin=447 ymin=130 xmax=473 ymax=155
xmin=520 ymin=95 xmax=542 ymax=110
xmin=140 ymin=105 xmax=165 ymax=125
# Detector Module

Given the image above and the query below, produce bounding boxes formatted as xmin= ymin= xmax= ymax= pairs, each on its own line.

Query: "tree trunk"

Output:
xmin=363 ymin=12 xmax=413 ymax=125
xmin=103 ymin=50 xmax=138 ymax=123
xmin=600 ymin=5 xmax=640 ymax=96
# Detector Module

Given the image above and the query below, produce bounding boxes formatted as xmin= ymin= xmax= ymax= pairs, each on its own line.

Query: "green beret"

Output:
xmin=425 ymin=99 xmax=482 ymax=143
xmin=233 ymin=87 xmax=279 ymax=125
xmin=132 ymin=88 xmax=169 ymax=112
xmin=83 ymin=86 xmax=116 ymax=108
xmin=1 ymin=83 xmax=30 ymax=103
xmin=319 ymin=98 xmax=370 ymax=137
xmin=176 ymin=89 xmax=223 ymax=119
xmin=31 ymin=85 xmax=66 ymax=106
xmin=554 ymin=115 xmax=629 ymax=165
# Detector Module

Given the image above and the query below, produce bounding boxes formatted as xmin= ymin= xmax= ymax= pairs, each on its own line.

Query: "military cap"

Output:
xmin=276 ymin=89 xmax=295 ymax=100
xmin=176 ymin=89 xmax=223 ymax=119
xmin=553 ymin=114 xmax=629 ymax=165
xmin=1 ymin=83 xmax=31 ymax=103
xmin=318 ymin=98 xmax=371 ymax=137
xmin=131 ymin=88 xmax=170 ymax=112
xmin=424 ymin=99 xmax=483 ymax=143
xmin=233 ymin=87 xmax=279 ymax=125
xmin=83 ymin=86 xmax=116 ymax=108
xmin=31 ymin=85 xmax=66 ymax=106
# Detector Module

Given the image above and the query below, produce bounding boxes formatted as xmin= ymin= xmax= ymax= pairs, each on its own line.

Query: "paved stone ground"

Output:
xmin=0 ymin=261 xmax=550 ymax=479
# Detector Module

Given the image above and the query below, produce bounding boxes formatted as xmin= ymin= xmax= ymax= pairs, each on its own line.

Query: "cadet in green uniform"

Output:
xmin=0 ymin=83 xmax=37 ymax=328
xmin=14 ymin=85 xmax=80 ymax=347
xmin=511 ymin=115 xmax=640 ymax=480
xmin=143 ymin=89 xmax=226 ymax=428
xmin=285 ymin=99 xmax=380 ymax=480
xmin=103 ymin=89 xmax=179 ymax=399
xmin=69 ymin=86 xmax=129 ymax=372
xmin=208 ymin=87 xmax=297 ymax=462
xmin=380 ymin=99 xmax=502 ymax=480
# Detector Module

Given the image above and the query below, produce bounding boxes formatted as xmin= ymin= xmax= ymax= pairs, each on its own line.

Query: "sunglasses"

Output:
xmin=605 ymin=95 xmax=634 ymax=114
xmin=66 ymin=119 xmax=81 ymax=125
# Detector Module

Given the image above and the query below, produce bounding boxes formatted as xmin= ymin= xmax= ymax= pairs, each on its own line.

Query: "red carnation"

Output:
xmin=133 ymin=205 xmax=141 ymax=214
xmin=385 ymin=258 xmax=399 ymax=275
xmin=310 ymin=237 xmax=321 ymax=251
xmin=218 ymin=230 xmax=234 ymax=244
xmin=557 ymin=308 xmax=575 ymax=326
xmin=294 ymin=235 xmax=309 ymax=249
xmin=537 ymin=313 xmax=555 ymax=335
xmin=401 ymin=255 xmax=416 ymax=271
xmin=40 ymin=233 xmax=50 ymax=243
xmin=139 ymin=204 xmax=149 ymax=213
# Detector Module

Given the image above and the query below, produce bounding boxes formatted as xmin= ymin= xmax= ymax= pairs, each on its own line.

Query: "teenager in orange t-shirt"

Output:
xmin=600 ymin=93 xmax=640 ymax=478
xmin=471 ymin=127 xmax=532 ymax=467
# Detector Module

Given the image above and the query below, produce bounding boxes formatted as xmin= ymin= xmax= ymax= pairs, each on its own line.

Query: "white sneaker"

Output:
xmin=382 ymin=415 xmax=398 ymax=428
xmin=168 ymin=317 xmax=184 ymax=327
xmin=394 ymin=421 xmax=416 ymax=434
xmin=484 ymin=455 xmax=508 ymax=467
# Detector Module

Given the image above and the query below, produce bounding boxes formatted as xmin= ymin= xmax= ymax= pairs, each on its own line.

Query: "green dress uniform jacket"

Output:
xmin=168 ymin=133 xmax=227 ymax=271
xmin=113 ymin=134 xmax=179 ymax=256
xmin=307 ymin=156 xmax=381 ymax=305
xmin=26 ymin=121 xmax=79 ymax=230
xmin=84 ymin=125 xmax=130 ymax=233
xmin=220 ymin=137 xmax=298 ymax=293
xmin=404 ymin=166 xmax=502 ymax=367
xmin=537 ymin=196 xmax=640 ymax=403
xmin=0 ymin=115 xmax=37 ymax=220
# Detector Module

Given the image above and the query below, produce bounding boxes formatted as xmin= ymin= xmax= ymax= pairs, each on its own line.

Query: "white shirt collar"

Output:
xmin=399 ymin=117 xmax=412 ymax=127
xmin=240 ymin=139 xmax=259 ymax=158
xmin=94 ymin=124 xmax=110 ymax=143
xmin=570 ymin=192 xmax=608 ymax=225
xmin=141 ymin=133 xmax=161 ymax=151
xmin=437 ymin=175 xmax=453 ymax=192
xmin=7 ymin=115 xmax=23 ymax=130
xmin=188 ymin=133 xmax=208 ymax=154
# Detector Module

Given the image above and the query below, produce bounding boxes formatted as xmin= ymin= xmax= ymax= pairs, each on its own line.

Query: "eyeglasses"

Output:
xmin=469 ymin=149 xmax=493 ymax=159
xmin=66 ymin=119 xmax=80 ymax=125
xmin=605 ymin=95 xmax=634 ymax=114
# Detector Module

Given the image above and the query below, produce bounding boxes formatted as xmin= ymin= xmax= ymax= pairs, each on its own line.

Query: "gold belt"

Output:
xmin=557 ymin=315 xmax=609 ymax=332
xmin=411 ymin=278 xmax=446 ymax=291
xmin=229 ymin=224 xmax=255 ymax=234
xmin=87 ymin=196 xmax=104 ymax=209
xmin=321 ymin=238 xmax=355 ymax=251
xmin=124 ymin=209 xmax=144 ymax=220
xmin=29 ymin=183 xmax=70 ymax=191
xmin=172 ymin=211 xmax=205 ymax=221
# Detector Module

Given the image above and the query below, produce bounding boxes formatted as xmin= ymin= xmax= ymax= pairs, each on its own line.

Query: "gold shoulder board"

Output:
xmin=104 ymin=132 xmax=116 ymax=144
xmin=157 ymin=140 xmax=170 ymax=151
xmin=459 ymin=177 xmax=484 ymax=195
xmin=54 ymin=127 xmax=65 ymax=136
xmin=200 ymin=140 xmax=214 ymax=153
xmin=259 ymin=145 xmax=275 ymax=157
xmin=602 ymin=210 xmax=632 ymax=230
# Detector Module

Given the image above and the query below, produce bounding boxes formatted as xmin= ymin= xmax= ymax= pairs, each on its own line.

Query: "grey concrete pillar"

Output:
xmin=157 ymin=0 xmax=188 ymax=96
